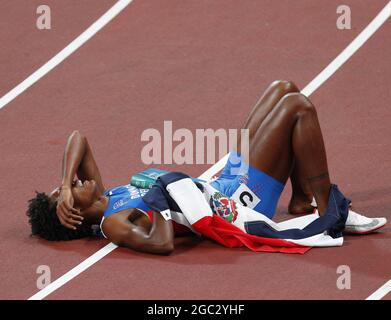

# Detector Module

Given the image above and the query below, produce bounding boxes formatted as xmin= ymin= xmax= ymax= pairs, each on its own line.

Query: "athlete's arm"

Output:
xmin=57 ymin=130 xmax=105 ymax=228
xmin=103 ymin=210 xmax=174 ymax=255
xmin=60 ymin=130 xmax=105 ymax=192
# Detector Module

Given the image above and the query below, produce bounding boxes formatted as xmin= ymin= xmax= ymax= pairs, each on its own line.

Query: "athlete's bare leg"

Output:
xmin=240 ymin=81 xmax=314 ymax=214
xmin=238 ymin=91 xmax=331 ymax=215
xmin=242 ymin=80 xmax=299 ymax=140
xmin=289 ymin=160 xmax=314 ymax=214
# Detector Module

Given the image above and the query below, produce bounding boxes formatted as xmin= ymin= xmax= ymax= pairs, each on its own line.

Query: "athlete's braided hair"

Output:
xmin=26 ymin=191 xmax=93 ymax=241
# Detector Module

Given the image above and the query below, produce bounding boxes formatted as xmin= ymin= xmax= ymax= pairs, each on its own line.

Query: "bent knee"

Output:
xmin=270 ymin=80 xmax=299 ymax=94
xmin=279 ymin=92 xmax=315 ymax=114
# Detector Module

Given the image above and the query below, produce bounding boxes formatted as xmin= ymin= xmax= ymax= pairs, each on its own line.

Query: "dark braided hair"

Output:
xmin=26 ymin=192 xmax=93 ymax=241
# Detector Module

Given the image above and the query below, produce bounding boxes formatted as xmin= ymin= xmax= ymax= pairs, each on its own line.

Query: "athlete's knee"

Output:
xmin=269 ymin=80 xmax=299 ymax=94
xmin=279 ymin=92 xmax=315 ymax=115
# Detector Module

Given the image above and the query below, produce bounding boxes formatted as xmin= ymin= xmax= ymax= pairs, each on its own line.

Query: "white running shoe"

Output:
xmin=344 ymin=209 xmax=387 ymax=234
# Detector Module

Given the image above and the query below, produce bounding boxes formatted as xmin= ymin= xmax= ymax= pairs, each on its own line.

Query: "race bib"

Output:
xmin=231 ymin=183 xmax=261 ymax=209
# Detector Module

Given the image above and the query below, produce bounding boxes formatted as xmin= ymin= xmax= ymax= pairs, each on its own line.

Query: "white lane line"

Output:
xmin=27 ymin=1 xmax=391 ymax=301
xmin=198 ymin=154 xmax=229 ymax=181
xmin=366 ymin=280 xmax=391 ymax=300
xmin=28 ymin=243 xmax=118 ymax=300
xmin=0 ymin=0 xmax=133 ymax=110
xmin=302 ymin=1 xmax=391 ymax=96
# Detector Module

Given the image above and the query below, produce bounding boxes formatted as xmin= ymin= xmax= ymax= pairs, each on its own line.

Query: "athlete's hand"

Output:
xmin=56 ymin=185 xmax=83 ymax=230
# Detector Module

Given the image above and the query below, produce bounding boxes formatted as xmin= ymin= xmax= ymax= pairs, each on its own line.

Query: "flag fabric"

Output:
xmin=143 ymin=172 xmax=349 ymax=254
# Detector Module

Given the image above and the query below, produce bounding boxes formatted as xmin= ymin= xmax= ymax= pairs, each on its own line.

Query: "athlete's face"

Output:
xmin=50 ymin=179 xmax=98 ymax=210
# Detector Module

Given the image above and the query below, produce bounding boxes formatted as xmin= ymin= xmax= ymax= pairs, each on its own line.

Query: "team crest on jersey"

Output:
xmin=209 ymin=192 xmax=238 ymax=223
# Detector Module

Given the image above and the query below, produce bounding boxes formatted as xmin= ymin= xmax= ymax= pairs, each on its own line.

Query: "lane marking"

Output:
xmin=198 ymin=153 xmax=229 ymax=181
xmin=28 ymin=243 xmax=118 ymax=300
xmin=366 ymin=279 xmax=391 ymax=300
xmin=27 ymin=1 xmax=391 ymax=300
xmin=0 ymin=0 xmax=133 ymax=110
xmin=302 ymin=1 xmax=391 ymax=96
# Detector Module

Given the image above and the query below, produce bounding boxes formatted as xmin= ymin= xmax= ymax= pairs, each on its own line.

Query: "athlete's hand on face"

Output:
xmin=56 ymin=185 xmax=84 ymax=230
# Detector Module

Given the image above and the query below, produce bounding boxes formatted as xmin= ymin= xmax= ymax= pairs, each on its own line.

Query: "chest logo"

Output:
xmin=113 ymin=199 xmax=125 ymax=210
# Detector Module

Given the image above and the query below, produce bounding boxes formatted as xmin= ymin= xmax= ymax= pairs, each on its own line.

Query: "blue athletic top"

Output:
xmin=102 ymin=184 xmax=151 ymax=218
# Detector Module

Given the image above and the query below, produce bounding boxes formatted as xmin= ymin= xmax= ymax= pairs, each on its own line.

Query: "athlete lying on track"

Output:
xmin=26 ymin=80 xmax=387 ymax=254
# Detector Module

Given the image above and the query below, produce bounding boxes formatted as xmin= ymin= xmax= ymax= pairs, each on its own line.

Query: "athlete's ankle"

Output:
xmin=288 ymin=195 xmax=314 ymax=214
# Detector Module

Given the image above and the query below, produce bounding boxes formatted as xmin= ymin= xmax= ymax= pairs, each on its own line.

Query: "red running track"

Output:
xmin=0 ymin=0 xmax=390 ymax=300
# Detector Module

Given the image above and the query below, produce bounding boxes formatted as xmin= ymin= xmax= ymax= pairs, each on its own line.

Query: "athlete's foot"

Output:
xmin=344 ymin=210 xmax=387 ymax=234
xmin=288 ymin=197 xmax=315 ymax=215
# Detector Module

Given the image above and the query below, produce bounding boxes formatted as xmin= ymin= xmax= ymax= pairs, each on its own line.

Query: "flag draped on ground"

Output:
xmin=143 ymin=172 xmax=349 ymax=254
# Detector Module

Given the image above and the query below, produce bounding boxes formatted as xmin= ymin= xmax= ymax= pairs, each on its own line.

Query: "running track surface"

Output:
xmin=0 ymin=0 xmax=390 ymax=300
